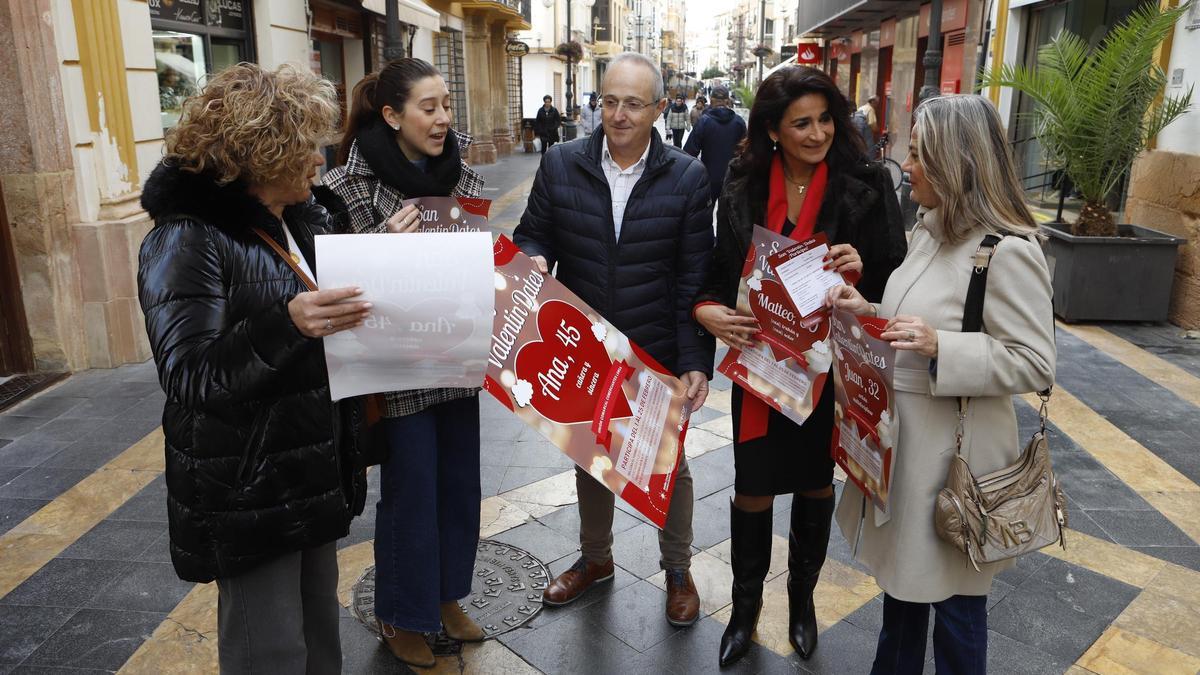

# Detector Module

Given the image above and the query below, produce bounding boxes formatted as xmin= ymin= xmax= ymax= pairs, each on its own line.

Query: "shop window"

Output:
xmin=434 ymin=29 xmax=469 ymax=134
xmin=151 ymin=0 xmax=253 ymax=130
xmin=154 ymin=32 xmax=205 ymax=129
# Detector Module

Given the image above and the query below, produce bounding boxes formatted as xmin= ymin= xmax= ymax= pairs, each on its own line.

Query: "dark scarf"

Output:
xmin=354 ymin=118 xmax=463 ymax=197
xmin=670 ymin=102 xmax=688 ymax=113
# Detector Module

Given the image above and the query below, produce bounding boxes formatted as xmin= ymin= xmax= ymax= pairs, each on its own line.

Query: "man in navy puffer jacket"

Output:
xmin=684 ymin=85 xmax=747 ymax=203
xmin=515 ymin=52 xmax=715 ymax=628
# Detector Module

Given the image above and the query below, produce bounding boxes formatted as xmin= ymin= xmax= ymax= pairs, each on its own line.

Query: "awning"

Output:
xmin=798 ymin=0 xmax=922 ymax=38
xmin=362 ymin=0 xmax=441 ymax=32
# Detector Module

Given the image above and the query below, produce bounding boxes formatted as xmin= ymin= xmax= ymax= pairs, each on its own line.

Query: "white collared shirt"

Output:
xmin=601 ymin=136 xmax=652 ymax=241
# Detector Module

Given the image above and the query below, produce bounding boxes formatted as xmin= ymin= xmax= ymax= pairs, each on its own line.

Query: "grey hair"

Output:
xmin=606 ymin=52 xmax=665 ymax=101
xmin=913 ymin=94 xmax=1040 ymax=244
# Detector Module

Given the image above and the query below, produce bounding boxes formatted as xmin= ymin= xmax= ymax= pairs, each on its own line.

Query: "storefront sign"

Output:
xmin=880 ymin=18 xmax=896 ymax=48
xmin=149 ymin=0 xmax=203 ymax=24
xmin=919 ymin=0 xmax=968 ymax=38
xmin=506 ymin=40 xmax=530 ymax=57
xmin=796 ymin=43 xmax=822 ymax=65
xmin=206 ymin=0 xmax=246 ymax=30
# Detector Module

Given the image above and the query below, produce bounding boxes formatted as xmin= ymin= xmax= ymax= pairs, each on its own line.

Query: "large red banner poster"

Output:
xmin=830 ymin=309 xmax=897 ymax=514
xmin=717 ymin=226 xmax=833 ymax=427
xmin=484 ymin=236 xmax=691 ymax=527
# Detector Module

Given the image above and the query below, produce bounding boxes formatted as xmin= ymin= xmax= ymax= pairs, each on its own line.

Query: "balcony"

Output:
xmin=459 ymin=0 xmax=533 ymax=29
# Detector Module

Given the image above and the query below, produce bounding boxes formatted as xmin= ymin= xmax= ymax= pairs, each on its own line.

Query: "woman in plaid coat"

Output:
xmin=316 ymin=58 xmax=486 ymax=669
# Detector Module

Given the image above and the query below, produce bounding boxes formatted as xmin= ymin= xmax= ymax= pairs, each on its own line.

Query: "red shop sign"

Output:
xmin=796 ymin=43 xmax=823 ymax=65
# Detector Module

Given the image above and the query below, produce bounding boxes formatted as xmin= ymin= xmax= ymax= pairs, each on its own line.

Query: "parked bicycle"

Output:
xmin=872 ymin=131 xmax=905 ymax=196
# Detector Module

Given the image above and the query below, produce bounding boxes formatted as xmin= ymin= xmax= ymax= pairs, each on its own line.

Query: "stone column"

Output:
xmin=464 ymin=13 xmax=498 ymax=164
xmin=491 ymin=23 xmax=514 ymax=156
xmin=0 ymin=0 xmax=86 ymax=372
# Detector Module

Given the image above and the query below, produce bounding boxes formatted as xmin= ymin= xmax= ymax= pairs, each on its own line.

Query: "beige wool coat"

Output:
xmin=835 ymin=207 xmax=1057 ymax=603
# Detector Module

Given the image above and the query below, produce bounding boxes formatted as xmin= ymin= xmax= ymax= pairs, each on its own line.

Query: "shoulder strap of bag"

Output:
xmin=252 ymin=226 xmax=317 ymax=292
xmin=955 ymin=233 xmax=1052 ymax=454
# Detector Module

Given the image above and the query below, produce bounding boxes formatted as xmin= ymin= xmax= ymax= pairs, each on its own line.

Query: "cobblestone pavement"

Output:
xmin=2 ymin=148 xmax=1200 ymax=674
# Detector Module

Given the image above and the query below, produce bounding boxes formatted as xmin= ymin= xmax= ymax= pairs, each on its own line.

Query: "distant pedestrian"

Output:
xmin=137 ymin=63 xmax=369 ymax=674
xmin=683 ymin=85 xmax=746 ymax=203
xmin=851 ymin=94 xmax=881 ymax=157
xmin=580 ymin=92 xmax=602 ymax=136
xmin=665 ymin=93 xmax=691 ymax=147
xmin=534 ymin=94 xmax=562 ymax=154
xmin=689 ymin=95 xmax=707 ymax=127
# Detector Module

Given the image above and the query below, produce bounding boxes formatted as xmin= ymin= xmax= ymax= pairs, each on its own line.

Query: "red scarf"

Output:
xmin=739 ymin=156 xmax=828 ymax=443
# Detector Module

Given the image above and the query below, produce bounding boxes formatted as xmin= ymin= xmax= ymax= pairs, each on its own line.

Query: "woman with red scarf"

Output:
xmin=693 ymin=66 xmax=907 ymax=667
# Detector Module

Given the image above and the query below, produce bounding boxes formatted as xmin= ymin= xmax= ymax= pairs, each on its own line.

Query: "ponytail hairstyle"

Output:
xmin=338 ymin=58 xmax=442 ymax=166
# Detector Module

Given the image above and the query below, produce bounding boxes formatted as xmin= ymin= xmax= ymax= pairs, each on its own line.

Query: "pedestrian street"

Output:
xmin=2 ymin=152 xmax=1200 ymax=674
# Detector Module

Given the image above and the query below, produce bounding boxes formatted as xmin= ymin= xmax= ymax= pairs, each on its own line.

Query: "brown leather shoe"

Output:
xmin=377 ymin=621 xmax=435 ymax=668
xmin=664 ymin=568 xmax=700 ymax=627
xmin=543 ymin=557 xmax=615 ymax=606
xmin=440 ymin=601 xmax=485 ymax=642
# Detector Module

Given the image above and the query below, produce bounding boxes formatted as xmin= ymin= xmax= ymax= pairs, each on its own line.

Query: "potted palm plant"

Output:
xmin=983 ymin=2 xmax=1193 ymax=322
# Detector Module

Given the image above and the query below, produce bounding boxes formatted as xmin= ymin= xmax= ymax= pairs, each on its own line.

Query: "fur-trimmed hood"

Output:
xmin=140 ymin=160 xmax=312 ymax=231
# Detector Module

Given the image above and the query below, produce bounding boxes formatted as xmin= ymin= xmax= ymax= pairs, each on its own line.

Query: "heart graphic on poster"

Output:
xmin=515 ymin=300 xmax=633 ymax=425
xmin=840 ymin=357 xmax=889 ymax=432
xmin=749 ymin=279 xmax=801 ymax=332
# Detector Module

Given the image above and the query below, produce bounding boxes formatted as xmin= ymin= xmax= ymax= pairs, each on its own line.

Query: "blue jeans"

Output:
xmin=871 ymin=593 xmax=988 ymax=675
xmin=374 ymin=395 xmax=481 ymax=632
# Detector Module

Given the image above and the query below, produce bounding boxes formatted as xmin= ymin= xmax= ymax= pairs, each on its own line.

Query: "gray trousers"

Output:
xmin=576 ymin=453 xmax=694 ymax=570
xmin=216 ymin=542 xmax=341 ymax=674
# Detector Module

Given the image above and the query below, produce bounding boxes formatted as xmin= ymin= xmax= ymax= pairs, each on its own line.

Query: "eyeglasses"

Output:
xmin=600 ymin=97 xmax=653 ymax=114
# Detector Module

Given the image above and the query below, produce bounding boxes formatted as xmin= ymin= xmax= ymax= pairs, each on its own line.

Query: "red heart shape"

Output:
xmin=838 ymin=353 xmax=889 ymax=432
xmin=514 ymin=300 xmax=632 ymax=425
xmin=748 ymin=279 xmax=830 ymax=362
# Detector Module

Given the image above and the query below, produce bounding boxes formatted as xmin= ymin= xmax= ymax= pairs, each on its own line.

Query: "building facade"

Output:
xmin=798 ymin=0 xmax=984 ymax=167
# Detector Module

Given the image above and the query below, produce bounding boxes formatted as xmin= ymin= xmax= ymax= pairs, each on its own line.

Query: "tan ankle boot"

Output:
xmin=377 ymin=621 xmax=435 ymax=668
xmin=440 ymin=602 xmax=485 ymax=642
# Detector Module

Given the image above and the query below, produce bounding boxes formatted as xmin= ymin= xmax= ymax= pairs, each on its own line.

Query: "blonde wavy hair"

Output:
xmin=913 ymin=94 xmax=1039 ymax=244
xmin=165 ymin=63 xmax=340 ymax=190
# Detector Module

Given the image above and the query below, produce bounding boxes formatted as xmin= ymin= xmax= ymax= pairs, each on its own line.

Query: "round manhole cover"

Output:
xmin=351 ymin=539 xmax=549 ymax=640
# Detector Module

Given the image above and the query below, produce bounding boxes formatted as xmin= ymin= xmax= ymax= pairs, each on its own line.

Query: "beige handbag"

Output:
xmin=932 ymin=234 xmax=1066 ymax=570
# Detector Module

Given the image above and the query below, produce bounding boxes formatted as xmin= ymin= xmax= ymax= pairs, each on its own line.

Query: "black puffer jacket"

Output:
xmin=137 ymin=162 xmax=367 ymax=583
xmin=515 ymin=129 xmax=716 ymax=377
xmin=696 ymin=160 xmax=908 ymax=308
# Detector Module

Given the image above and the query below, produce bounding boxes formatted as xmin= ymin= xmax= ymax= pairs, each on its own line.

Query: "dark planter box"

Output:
xmin=1041 ymin=222 xmax=1186 ymax=323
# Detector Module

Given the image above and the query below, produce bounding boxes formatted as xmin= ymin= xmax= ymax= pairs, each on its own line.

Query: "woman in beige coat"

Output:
xmin=828 ymin=94 xmax=1056 ymax=674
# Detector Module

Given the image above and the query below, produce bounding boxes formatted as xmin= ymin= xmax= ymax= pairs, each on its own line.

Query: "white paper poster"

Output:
xmin=316 ymin=232 xmax=495 ymax=401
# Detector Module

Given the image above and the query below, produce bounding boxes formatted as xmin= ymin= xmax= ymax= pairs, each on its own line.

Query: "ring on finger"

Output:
xmin=325 ymin=318 xmax=333 ymax=331
xmin=906 ymin=330 xmax=916 ymax=341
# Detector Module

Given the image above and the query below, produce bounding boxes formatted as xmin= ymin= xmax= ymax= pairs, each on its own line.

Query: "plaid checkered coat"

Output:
xmin=319 ymin=131 xmax=485 ymax=418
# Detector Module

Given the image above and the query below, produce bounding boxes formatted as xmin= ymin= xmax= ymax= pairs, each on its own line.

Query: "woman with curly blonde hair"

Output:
xmin=137 ymin=63 xmax=372 ymax=673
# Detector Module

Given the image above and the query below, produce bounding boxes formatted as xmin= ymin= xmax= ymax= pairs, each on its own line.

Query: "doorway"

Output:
xmin=0 ymin=187 xmax=34 ymax=375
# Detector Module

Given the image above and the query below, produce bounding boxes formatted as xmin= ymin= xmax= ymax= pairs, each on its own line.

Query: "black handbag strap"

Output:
xmin=955 ymin=233 xmax=1051 ymax=454
xmin=962 ymin=233 xmax=1003 ymax=334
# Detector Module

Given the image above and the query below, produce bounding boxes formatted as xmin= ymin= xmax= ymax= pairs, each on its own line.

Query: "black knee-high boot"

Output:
xmin=718 ymin=502 xmax=773 ymax=667
xmin=787 ymin=493 xmax=835 ymax=659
